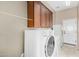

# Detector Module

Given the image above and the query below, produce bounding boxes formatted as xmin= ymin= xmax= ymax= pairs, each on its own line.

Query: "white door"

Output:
xmin=62 ymin=19 xmax=77 ymax=45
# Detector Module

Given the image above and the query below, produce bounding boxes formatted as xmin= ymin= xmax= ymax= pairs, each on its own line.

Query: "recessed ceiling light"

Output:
xmin=66 ymin=1 xmax=71 ymax=6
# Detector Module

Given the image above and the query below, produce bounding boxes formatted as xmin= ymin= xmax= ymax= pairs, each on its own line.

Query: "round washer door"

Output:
xmin=45 ymin=36 xmax=55 ymax=57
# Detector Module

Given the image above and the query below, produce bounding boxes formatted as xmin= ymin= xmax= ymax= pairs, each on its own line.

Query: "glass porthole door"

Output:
xmin=45 ymin=36 xmax=55 ymax=57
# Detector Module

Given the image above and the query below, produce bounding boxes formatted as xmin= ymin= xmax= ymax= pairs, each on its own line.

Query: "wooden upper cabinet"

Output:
xmin=27 ymin=1 xmax=53 ymax=28
xmin=34 ymin=2 xmax=41 ymax=28
xmin=27 ymin=1 xmax=34 ymax=27
xmin=46 ymin=8 xmax=50 ymax=28
xmin=49 ymin=11 xmax=53 ymax=27
xmin=40 ymin=3 xmax=47 ymax=28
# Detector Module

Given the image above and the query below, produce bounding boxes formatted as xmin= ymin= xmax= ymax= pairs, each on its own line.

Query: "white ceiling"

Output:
xmin=46 ymin=1 xmax=79 ymax=11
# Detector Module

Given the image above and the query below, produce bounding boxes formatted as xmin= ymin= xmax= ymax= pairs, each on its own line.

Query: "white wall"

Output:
xmin=56 ymin=7 xmax=77 ymax=25
xmin=77 ymin=6 xmax=79 ymax=49
xmin=0 ymin=2 xmax=27 ymax=57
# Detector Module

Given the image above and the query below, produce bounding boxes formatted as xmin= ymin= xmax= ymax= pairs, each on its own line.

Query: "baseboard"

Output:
xmin=64 ymin=42 xmax=76 ymax=46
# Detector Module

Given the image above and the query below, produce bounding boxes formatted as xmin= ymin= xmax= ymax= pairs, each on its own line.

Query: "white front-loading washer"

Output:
xmin=24 ymin=28 xmax=58 ymax=57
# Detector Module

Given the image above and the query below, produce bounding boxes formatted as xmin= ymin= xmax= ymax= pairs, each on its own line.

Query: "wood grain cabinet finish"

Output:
xmin=40 ymin=4 xmax=47 ymax=28
xmin=49 ymin=12 xmax=53 ymax=27
xmin=34 ymin=2 xmax=41 ymax=28
xmin=27 ymin=1 xmax=53 ymax=28
xmin=46 ymin=8 xmax=50 ymax=28
xmin=27 ymin=1 xmax=34 ymax=27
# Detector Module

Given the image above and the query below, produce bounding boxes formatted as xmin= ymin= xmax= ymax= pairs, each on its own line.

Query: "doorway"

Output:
xmin=62 ymin=19 xmax=77 ymax=46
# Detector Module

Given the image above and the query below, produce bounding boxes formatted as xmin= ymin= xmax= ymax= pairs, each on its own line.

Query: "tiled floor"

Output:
xmin=58 ymin=44 xmax=79 ymax=57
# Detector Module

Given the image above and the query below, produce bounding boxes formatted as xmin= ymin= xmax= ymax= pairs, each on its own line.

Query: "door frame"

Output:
xmin=61 ymin=19 xmax=78 ymax=48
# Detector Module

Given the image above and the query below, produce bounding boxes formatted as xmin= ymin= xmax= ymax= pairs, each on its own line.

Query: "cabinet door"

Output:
xmin=40 ymin=4 xmax=47 ymax=28
xmin=46 ymin=9 xmax=50 ymax=28
xmin=49 ymin=12 xmax=53 ymax=27
xmin=34 ymin=2 xmax=41 ymax=28
xmin=27 ymin=1 xmax=34 ymax=27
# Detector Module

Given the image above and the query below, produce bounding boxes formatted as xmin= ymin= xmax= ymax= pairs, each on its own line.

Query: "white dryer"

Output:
xmin=24 ymin=28 xmax=58 ymax=57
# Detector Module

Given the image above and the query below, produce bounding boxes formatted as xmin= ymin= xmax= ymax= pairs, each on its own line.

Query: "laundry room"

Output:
xmin=25 ymin=1 xmax=79 ymax=57
xmin=0 ymin=1 xmax=79 ymax=57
